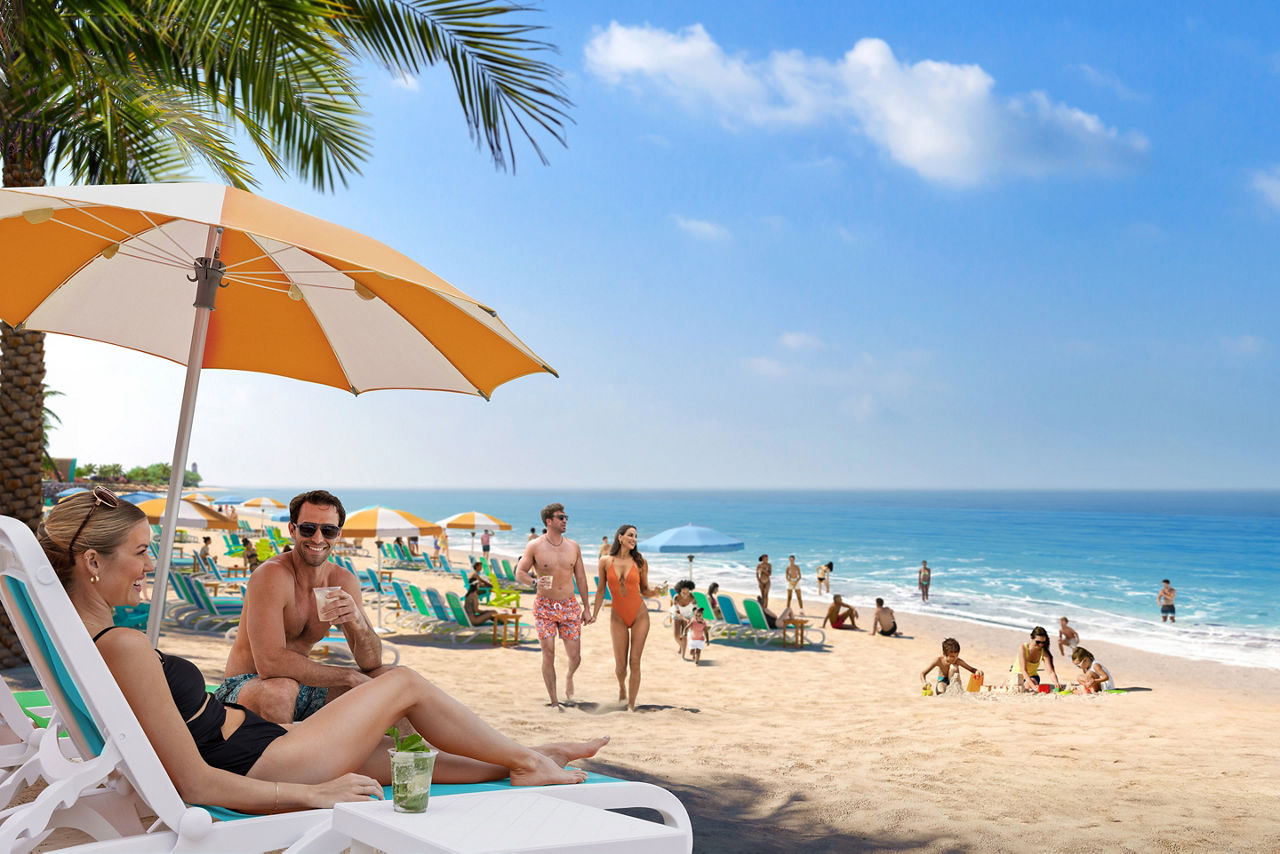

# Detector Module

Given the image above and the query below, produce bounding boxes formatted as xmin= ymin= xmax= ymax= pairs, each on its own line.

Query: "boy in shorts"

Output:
xmin=920 ymin=638 xmax=982 ymax=695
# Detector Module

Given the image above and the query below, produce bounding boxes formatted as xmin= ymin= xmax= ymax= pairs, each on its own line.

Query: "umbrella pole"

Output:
xmin=146 ymin=227 xmax=225 ymax=646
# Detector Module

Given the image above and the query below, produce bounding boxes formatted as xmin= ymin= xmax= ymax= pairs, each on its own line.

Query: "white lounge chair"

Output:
xmin=0 ymin=516 xmax=693 ymax=853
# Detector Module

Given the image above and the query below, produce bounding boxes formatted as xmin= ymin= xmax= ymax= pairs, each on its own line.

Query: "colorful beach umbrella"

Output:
xmin=134 ymin=498 xmax=237 ymax=530
xmin=342 ymin=506 xmax=442 ymax=631
xmin=0 ymin=183 xmax=555 ymax=645
xmin=120 ymin=491 xmax=164 ymax=504
xmin=638 ymin=523 xmax=745 ymax=581
xmin=437 ymin=510 xmax=511 ymax=554
xmin=241 ymin=497 xmax=286 ymax=509
xmin=182 ymin=492 xmax=215 ymax=503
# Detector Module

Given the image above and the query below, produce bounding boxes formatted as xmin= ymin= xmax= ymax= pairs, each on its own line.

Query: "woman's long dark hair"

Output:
xmin=608 ymin=524 xmax=645 ymax=567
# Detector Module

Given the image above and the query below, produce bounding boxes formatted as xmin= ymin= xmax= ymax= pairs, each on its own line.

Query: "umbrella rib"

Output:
xmin=47 ymin=218 xmax=190 ymax=268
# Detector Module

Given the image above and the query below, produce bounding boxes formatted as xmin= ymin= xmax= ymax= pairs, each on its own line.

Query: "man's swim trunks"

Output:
xmin=878 ymin=622 xmax=898 ymax=637
xmin=534 ymin=596 xmax=583 ymax=641
xmin=1161 ymin=604 xmax=1175 ymax=615
xmin=215 ymin=673 xmax=328 ymax=721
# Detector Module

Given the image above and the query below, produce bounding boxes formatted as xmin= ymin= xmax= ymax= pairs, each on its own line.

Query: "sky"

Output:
xmin=42 ymin=2 xmax=1280 ymax=489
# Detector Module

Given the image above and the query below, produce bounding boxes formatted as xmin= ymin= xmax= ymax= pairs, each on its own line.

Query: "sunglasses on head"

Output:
xmin=67 ymin=486 xmax=120 ymax=561
xmin=295 ymin=522 xmax=342 ymax=539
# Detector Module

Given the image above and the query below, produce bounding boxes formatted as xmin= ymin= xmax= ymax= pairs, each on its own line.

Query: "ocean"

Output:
xmin=218 ymin=487 xmax=1280 ymax=671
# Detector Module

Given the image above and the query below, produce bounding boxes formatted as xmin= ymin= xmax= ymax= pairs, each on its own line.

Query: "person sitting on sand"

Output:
xmin=683 ymin=610 xmax=710 ymax=665
xmin=871 ymin=598 xmax=902 ymax=637
xmin=1057 ymin=616 xmax=1080 ymax=656
xmin=464 ymin=579 xmax=500 ymax=626
xmin=1070 ymin=647 xmax=1114 ymax=693
xmin=921 ymin=638 xmax=982 ymax=694
xmin=706 ymin=582 xmax=724 ymax=620
xmin=670 ymin=580 xmax=699 ymax=659
xmin=823 ymin=594 xmax=858 ymax=630
xmin=39 ymin=487 xmax=606 ymax=814
xmin=1013 ymin=626 xmax=1063 ymax=692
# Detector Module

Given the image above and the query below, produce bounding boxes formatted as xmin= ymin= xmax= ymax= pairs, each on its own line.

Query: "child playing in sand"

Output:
xmin=1070 ymin=647 xmax=1114 ymax=692
xmin=921 ymin=638 xmax=983 ymax=694
xmin=683 ymin=610 xmax=710 ymax=665
xmin=1057 ymin=616 xmax=1080 ymax=656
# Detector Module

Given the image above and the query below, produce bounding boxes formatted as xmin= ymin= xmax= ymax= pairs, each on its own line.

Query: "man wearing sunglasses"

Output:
xmin=216 ymin=489 xmax=391 ymax=724
xmin=516 ymin=503 xmax=594 ymax=709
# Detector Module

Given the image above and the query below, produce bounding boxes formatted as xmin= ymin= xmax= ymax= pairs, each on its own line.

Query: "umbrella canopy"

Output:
xmin=214 ymin=495 xmax=247 ymax=505
xmin=342 ymin=506 xmax=442 ymax=539
xmin=120 ymin=491 xmax=164 ymax=504
xmin=55 ymin=487 xmax=89 ymax=501
xmin=638 ymin=524 xmax=745 ymax=554
xmin=134 ymin=498 xmax=236 ymax=530
xmin=241 ymin=497 xmax=286 ymax=509
xmin=182 ymin=492 xmax=215 ymax=503
xmin=0 ymin=183 xmax=555 ymax=645
xmin=638 ymin=523 xmax=745 ymax=582
xmin=436 ymin=511 xmax=512 ymax=531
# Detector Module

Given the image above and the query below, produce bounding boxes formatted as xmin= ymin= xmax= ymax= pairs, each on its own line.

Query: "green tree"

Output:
xmin=76 ymin=462 xmax=97 ymax=479
xmin=0 ymin=0 xmax=571 ymax=666
xmin=97 ymin=463 xmax=124 ymax=479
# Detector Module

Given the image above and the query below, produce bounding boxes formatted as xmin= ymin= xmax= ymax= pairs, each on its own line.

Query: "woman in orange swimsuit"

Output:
xmin=590 ymin=525 xmax=659 ymax=711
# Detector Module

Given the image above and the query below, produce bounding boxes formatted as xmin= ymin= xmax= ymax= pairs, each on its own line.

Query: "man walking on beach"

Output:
xmin=516 ymin=504 xmax=594 ymax=709
xmin=1158 ymin=579 xmax=1176 ymax=623
xmin=918 ymin=560 xmax=931 ymax=603
xmin=216 ymin=489 xmax=394 ymax=724
xmin=756 ymin=555 xmax=772 ymax=608
xmin=785 ymin=556 xmax=803 ymax=611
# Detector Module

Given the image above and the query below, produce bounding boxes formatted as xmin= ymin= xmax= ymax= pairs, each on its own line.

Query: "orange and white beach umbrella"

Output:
xmin=436 ymin=511 xmax=512 ymax=531
xmin=0 ymin=183 xmax=555 ymax=644
xmin=182 ymin=492 xmax=215 ymax=503
xmin=134 ymin=498 xmax=237 ymax=530
xmin=241 ymin=497 xmax=286 ymax=509
xmin=342 ymin=506 xmax=442 ymax=539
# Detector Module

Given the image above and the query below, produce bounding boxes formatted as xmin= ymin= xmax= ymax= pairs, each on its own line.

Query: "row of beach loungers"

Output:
xmin=0 ymin=516 xmax=694 ymax=852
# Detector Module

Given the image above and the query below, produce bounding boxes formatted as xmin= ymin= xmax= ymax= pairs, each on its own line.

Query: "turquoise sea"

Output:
xmin=218 ymin=488 xmax=1280 ymax=671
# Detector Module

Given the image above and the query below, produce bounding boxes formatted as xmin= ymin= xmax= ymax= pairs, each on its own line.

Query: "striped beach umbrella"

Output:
xmin=342 ymin=506 xmax=442 ymax=539
xmin=437 ymin=510 xmax=511 ymax=555
xmin=134 ymin=498 xmax=236 ymax=530
xmin=0 ymin=182 xmax=556 ymax=645
xmin=241 ymin=497 xmax=286 ymax=509
xmin=182 ymin=492 xmax=215 ymax=503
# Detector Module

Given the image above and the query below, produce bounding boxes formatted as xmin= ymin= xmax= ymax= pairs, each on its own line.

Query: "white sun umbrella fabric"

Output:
xmin=0 ymin=183 xmax=557 ymax=645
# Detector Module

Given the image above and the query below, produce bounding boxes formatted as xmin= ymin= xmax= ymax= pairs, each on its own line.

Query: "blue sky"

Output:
xmin=46 ymin=2 xmax=1279 ymax=489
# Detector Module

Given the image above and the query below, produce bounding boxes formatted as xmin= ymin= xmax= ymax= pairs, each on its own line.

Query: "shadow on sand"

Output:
xmin=583 ymin=761 xmax=975 ymax=853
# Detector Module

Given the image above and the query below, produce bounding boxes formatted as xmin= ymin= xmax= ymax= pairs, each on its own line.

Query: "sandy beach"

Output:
xmin=10 ymin=539 xmax=1280 ymax=853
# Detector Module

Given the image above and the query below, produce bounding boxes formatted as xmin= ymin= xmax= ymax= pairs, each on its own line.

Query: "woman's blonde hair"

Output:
xmin=36 ymin=491 xmax=147 ymax=591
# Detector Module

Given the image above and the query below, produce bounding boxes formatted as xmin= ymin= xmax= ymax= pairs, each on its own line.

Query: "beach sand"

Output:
xmin=12 ymin=541 xmax=1280 ymax=853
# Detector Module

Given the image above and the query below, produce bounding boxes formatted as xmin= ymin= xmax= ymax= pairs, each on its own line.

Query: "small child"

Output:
xmin=1070 ymin=647 xmax=1114 ymax=693
xmin=1057 ymin=616 xmax=1080 ymax=657
xmin=920 ymin=638 xmax=983 ymax=695
xmin=683 ymin=610 xmax=710 ymax=665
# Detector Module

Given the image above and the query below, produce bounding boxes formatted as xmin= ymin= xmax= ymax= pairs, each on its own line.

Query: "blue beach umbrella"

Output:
xmin=120 ymin=491 xmax=164 ymax=504
xmin=638 ymin=523 xmax=745 ymax=581
xmin=55 ymin=486 xmax=89 ymax=502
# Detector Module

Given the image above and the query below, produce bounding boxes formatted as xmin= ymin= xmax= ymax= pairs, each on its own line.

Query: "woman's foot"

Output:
xmin=510 ymin=750 xmax=589 ymax=786
xmin=534 ymin=736 xmax=610 ymax=768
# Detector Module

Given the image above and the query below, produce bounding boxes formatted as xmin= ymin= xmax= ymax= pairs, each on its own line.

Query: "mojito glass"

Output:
xmin=391 ymin=749 xmax=437 ymax=813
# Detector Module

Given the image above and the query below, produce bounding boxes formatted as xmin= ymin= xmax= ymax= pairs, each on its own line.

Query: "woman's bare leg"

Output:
xmin=627 ymin=613 xmax=650 ymax=711
xmin=249 ymin=667 xmax=588 ymax=787
xmin=609 ymin=615 xmax=630 ymax=701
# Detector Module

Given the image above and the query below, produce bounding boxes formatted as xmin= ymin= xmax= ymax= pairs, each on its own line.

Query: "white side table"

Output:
xmin=333 ymin=790 xmax=686 ymax=853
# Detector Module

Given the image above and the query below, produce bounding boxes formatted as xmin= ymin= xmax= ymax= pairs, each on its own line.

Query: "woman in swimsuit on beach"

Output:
xmin=37 ymin=490 xmax=607 ymax=814
xmin=591 ymin=524 xmax=660 ymax=711
xmin=1014 ymin=625 xmax=1063 ymax=692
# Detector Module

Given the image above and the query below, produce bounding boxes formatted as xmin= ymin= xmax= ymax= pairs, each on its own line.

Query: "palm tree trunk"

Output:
xmin=0 ymin=130 xmax=49 ymax=667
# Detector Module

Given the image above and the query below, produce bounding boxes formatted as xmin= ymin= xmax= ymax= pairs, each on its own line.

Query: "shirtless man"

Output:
xmin=216 ymin=490 xmax=393 ymax=724
xmin=784 ymin=556 xmax=803 ymax=610
xmin=1158 ymin=579 xmax=1176 ymax=623
xmin=918 ymin=560 xmax=931 ymax=602
xmin=822 ymin=594 xmax=858 ymax=630
xmin=755 ymin=554 xmax=772 ymax=608
xmin=1057 ymin=616 xmax=1080 ymax=656
xmin=871 ymin=598 xmax=902 ymax=637
xmin=516 ymin=503 xmax=594 ymax=709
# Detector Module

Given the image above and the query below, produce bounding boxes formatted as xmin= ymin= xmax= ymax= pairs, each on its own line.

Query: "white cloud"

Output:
xmin=585 ymin=24 xmax=1148 ymax=186
xmin=389 ymin=70 xmax=419 ymax=92
xmin=780 ymin=332 xmax=821 ymax=350
xmin=673 ymin=215 xmax=731 ymax=241
xmin=747 ymin=357 xmax=785 ymax=377
xmin=1251 ymin=165 xmax=1280 ymax=210
xmin=1221 ymin=334 xmax=1265 ymax=357
xmin=1068 ymin=64 xmax=1147 ymax=102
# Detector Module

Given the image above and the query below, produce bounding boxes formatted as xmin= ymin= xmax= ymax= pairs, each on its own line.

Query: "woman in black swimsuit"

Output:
xmin=39 ymin=490 xmax=607 ymax=813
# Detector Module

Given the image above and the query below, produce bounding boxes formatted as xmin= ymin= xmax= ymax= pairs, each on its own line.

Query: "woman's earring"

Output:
xmin=90 ymin=574 xmax=99 ymax=583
